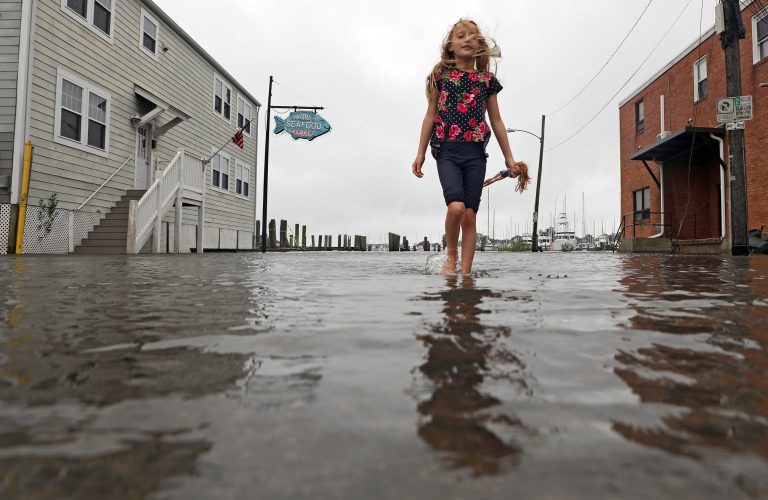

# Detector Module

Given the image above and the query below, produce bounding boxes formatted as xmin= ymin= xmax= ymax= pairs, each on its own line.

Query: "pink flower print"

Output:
xmin=449 ymin=70 xmax=463 ymax=83
xmin=457 ymin=102 xmax=469 ymax=113
xmin=478 ymin=122 xmax=488 ymax=133
xmin=468 ymin=72 xmax=480 ymax=82
xmin=480 ymin=72 xmax=492 ymax=83
xmin=449 ymin=125 xmax=461 ymax=140
xmin=463 ymin=130 xmax=474 ymax=141
xmin=434 ymin=115 xmax=443 ymax=124
xmin=436 ymin=124 xmax=445 ymax=139
xmin=468 ymin=118 xmax=477 ymax=128
xmin=473 ymin=132 xmax=484 ymax=141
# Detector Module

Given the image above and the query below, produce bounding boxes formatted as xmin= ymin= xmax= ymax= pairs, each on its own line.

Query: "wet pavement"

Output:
xmin=0 ymin=252 xmax=767 ymax=499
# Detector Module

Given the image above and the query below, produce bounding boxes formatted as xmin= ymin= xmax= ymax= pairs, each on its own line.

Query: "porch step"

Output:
xmin=74 ymin=189 xmax=145 ymax=254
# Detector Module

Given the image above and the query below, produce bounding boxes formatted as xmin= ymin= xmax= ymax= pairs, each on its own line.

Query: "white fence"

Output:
xmin=22 ymin=205 xmax=102 ymax=254
xmin=0 ymin=204 xmax=10 ymax=254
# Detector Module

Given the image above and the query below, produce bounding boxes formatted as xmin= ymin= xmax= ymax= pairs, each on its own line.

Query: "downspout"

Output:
xmin=650 ymin=94 xmax=667 ymax=239
xmin=10 ymin=0 xmax=36 ymax=204
xmin=710 ymin=133 xmax=726 ymax=239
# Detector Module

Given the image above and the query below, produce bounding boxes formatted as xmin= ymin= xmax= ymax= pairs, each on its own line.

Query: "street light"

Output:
xmin=507 ymin=115 xmax=546 ymax=252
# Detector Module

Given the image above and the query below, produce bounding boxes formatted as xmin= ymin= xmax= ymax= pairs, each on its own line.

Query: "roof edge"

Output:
xmin=143 ymin=0 xmax=262 ymax=109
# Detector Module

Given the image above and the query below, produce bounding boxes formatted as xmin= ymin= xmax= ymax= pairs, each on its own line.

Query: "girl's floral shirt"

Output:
xmin=430 ymin=66 xmax=503 ymax=158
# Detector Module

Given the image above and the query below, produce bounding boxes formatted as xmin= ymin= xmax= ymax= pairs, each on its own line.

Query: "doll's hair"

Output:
xmin=425 ymin=19 xmax=502 ymax=100
xmin=514 ymin=162 xmax=532 ymax=194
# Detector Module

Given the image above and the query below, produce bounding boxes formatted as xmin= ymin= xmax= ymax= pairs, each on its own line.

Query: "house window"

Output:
xmin=633 ymin=187 xmax=651 ymax=222
xmin=55 ymin=69 xmax=110 ymax=156
xmin=214 ymin=76 xmax=232 ymax=121
xmin=635 ymin=99 xmax=644 ymax=133
xmin=212 ymin=153 xmax=230 ymax=191
xmin=237 ymin=97 xmax=252 ymax=134
xmin=61 ymin=0 xmax=115 ymax=41
xmin=754 ymin=9 xmax=768 ymax=64
xmin=140 ymin=8 xmax=160 ymax=58
xmin=694 ymin=56 xmax=708 ymax=101
xmin=236 ymin=163 xmax=250 ymax=197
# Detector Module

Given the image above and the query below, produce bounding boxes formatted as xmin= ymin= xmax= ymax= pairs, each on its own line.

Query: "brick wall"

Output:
xmin=619 ymin=2 xmax=768 ymax=237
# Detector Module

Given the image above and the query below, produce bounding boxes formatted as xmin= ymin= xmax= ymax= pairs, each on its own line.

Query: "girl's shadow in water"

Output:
xmin=414 ymin=275 xmax=533 ymax=476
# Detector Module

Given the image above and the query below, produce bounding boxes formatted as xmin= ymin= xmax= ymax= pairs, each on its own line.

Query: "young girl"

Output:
xmin=412 ymin=19 xmax=529 ymax=275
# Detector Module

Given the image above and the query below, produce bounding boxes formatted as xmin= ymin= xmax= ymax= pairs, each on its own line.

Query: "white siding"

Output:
xmin=0 ymin=0 xmax=22 ymax=202
xmin=26 ymin=0 xmax=259 ymax=233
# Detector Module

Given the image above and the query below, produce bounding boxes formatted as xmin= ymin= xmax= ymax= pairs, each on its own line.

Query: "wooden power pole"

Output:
xmin=721 ymin=0 xmax=749 ymax=255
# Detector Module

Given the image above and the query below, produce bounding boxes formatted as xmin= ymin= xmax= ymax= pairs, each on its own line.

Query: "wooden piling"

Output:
xmin=280 ymin=220 xmax=287 ymax=248
xmin=269 ymin=220 xmax=277 ymax=249
xmin=302 ymin=226 xmax=307 ymax=248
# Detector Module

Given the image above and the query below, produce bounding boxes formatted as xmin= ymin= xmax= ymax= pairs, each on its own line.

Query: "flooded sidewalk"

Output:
xmin=1 ymin=252 xmax=767 ymax=499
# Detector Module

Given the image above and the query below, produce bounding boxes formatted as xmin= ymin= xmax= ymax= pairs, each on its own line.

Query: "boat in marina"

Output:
xmin=552 ymin=203 xmax=578 ymax=252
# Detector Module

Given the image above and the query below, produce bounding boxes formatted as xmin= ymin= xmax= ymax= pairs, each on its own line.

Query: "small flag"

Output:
xmin=232 ymin=130 xmax=244 ymax=149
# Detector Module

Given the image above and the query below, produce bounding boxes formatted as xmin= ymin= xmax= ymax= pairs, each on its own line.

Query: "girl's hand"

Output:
xmin=505 ymin=158 xmax=527 ymax=178
xmin=412 ymin=156 xmax=425 ymax=178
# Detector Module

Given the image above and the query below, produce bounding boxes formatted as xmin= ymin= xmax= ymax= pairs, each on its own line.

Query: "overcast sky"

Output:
xmin=155 ymin=0 xmax=715 ymax=243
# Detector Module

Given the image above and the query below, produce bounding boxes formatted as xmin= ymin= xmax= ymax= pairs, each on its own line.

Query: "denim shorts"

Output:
xmin=435 ymin=141 xmax=487 ymax=213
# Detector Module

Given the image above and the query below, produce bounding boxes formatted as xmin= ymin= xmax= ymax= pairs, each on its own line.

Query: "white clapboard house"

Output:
xmin=0 ymin=0 xmax=260 ymax=254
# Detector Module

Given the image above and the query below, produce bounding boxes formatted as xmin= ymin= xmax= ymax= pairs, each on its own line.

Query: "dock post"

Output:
xmin=280 ymin=220 xmax=287 ymax=248
xmin=302 ymin=226 xmax=307 ymax=248
xmin=269 ymin=220 xmax=277 ymax=249
xmin=311 ymin=235 xmax=315 ymax=249
xmin=295 ymin=224 xmax=300 ymax=248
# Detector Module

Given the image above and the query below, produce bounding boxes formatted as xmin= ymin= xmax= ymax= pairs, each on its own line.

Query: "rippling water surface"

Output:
xmin=0 ymin=252 xmax=767 ymax=499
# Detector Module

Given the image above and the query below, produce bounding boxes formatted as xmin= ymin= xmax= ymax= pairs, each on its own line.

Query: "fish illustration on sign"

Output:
xmin=274 ymin=111 xmax=331 ymax=141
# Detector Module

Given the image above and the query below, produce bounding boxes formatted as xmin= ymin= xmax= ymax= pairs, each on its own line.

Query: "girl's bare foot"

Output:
xmin=441 ymin=256 xmax=458 ymax=275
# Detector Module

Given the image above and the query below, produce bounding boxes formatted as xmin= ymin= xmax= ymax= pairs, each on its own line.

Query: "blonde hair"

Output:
xmin=426 ymin=19 xmax=502 ymax=100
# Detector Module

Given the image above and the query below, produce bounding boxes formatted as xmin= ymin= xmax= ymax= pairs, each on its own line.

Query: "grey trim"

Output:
xmin=619 ymin=0 xmax=757 ymax=107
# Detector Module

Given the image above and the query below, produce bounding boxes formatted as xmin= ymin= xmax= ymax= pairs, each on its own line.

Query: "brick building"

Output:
xmin=618 ymin=0 xmax=767 ymax=253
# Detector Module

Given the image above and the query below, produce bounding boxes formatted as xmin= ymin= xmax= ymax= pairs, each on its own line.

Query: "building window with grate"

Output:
xmin=140 ymin=8 xmax=160 ymax=59
xmin=236 ymin=162 xmax=250 ymax=198
xmin=633 ymin=187 xmax=651 ymax=222
xmin=61 ymin=0 xmax=115 ymax=41
xmin=237 ymin=97 xmax=252 ymax=135
xmin=214 ymin=75 xmax=232 ymax=122
xmin=753 ymin=9 xmax=768 ymax=64
xmin=54 ymin=69 xmax=110 ymax=156
xmin=694 ymin=56 xmax=708 ymax=101
xmin=211 ymin=153 xmax=230 ymax=192
xmin=635 ymin=99 xmax=644 ymax=134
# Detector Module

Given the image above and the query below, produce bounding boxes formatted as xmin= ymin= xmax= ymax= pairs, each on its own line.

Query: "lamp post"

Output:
xmin=507 ymin=115 xmax=545 ymax=252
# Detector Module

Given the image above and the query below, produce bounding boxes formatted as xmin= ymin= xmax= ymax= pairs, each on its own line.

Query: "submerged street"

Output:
xmin=0 ymin=252 xmax=767 ymax=499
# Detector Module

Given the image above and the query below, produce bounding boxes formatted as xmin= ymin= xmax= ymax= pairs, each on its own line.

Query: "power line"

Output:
xmin=545 ymin=0 xmax=696 ymax=153
xmin=548 ymin=0 xmax=656 ymax=116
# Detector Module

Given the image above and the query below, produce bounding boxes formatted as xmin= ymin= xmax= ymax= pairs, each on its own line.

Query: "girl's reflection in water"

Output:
xmin=415 ymin=275 xmax=531 ymax=476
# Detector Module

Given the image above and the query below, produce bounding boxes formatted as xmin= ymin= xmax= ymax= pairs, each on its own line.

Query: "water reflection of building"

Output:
xmin=613 ymin=256 xmax=768 ymax=462
xmin=414 ymin=276 xmax=532 ymax=476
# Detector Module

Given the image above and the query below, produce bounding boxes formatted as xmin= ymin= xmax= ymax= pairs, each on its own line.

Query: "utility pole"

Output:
xmin=721 ymin=0 xmax=749 ymax=255
xmin=531 ymin=115 xmax=545 ymax=252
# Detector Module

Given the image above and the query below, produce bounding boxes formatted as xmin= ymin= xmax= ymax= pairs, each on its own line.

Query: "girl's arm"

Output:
xmin=412 ymin=92 xmax=438 ymax=179
xmin=486 ymin=93 xmax=520 ymax=171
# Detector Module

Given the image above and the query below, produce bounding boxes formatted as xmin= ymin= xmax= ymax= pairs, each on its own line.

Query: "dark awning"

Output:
xmin=630 ymin=126 xmax=725 ymax=163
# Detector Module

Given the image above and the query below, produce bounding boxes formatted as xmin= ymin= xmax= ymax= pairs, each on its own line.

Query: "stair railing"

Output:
xmin=127 ymin=149 xmax=205 ymax=253
xmin=77 ymin=155 xmax=134 ymax=211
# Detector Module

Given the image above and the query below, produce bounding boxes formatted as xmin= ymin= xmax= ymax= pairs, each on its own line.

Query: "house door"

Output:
xmin=134 ymin=127 xmax=150 ymax=189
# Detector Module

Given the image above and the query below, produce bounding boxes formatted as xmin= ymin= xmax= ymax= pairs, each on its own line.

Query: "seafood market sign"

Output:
xmin=274 ymin=111 xmax=331 ymax=141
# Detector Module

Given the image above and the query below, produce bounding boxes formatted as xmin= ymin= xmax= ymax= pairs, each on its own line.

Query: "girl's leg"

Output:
xmin=460 ymin=209 xmax=477 ymax=274
xmin=444 ymin=202 xmax=465 ymax=274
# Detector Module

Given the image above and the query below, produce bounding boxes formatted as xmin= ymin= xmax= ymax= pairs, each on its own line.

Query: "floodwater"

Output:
xmin=0 ymin=252 xmax=767 ymax=500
